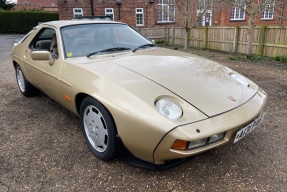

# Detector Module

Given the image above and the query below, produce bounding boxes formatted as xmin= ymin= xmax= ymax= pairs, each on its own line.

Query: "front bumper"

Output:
xmin=153 ymin=89 xmax=267 ymax=164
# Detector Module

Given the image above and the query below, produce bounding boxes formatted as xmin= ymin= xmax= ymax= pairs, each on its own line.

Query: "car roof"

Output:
xmin=39 ymin=20 xmax=124 ymax=28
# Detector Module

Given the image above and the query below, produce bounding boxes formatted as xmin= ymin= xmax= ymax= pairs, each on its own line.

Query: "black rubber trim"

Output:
xmin=116 ymin=136 xmax=187 ymax=170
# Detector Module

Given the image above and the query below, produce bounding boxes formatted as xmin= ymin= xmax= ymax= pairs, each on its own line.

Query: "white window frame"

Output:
xmin=230 ymin=1 xmax=246 ymax=21
xmin=73 ymin=8 xmax=83 ymax=18
xmin=136 ymin=8 xmax=144 ymax=26
xmin=105 ymin=8 xmax=114 ymax=20
xmin=261 ymin=0 xmax=275 ymax=20
xmin=157 ymin=0 xmax=175 ymax=23
xmin=197 ymin=10 xmax=212 ymax=26
xmin=197 ymin=0 xmax=213 ymax=27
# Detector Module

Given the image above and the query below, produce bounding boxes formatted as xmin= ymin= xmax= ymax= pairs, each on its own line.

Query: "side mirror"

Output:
xmin=31 ymin=51 xmax=55 ymax=66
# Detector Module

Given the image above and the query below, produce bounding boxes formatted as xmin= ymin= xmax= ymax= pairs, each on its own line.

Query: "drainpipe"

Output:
xmin=90 ymin=0 xmax=94 ymax=16
xmin=145 ymin=1 xmax=148 ymax=26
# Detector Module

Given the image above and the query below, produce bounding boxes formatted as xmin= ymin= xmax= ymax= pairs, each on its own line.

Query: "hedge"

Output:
xmin=0 ymin=11 xmax=59 ymax=34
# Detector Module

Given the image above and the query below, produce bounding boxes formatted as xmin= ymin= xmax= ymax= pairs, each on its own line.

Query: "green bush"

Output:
xmin=274 ymin=56 xmax=287 ymax=63
xmin=246 ymin=54 xmax=264 ymax=60
xmin=0 ymin=11 xmax=59 ymax=34
xmin=229 ymin=56 xmax=243 ymax=60
xmin=155 ymin=40 xmax=165 ymax=45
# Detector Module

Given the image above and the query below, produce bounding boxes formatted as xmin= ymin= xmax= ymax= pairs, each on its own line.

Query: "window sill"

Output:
xmin=260 ymin=18 xmax=274 ymax=20
xmin=156 ymin=21 xmax=175 ymax=24
xmin=230 ymin=19 xmax=245 ymax=22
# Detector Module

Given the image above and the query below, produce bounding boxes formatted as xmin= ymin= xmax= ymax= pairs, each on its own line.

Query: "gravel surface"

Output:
xmin=0 ymin=35 xmax=286 ymax=191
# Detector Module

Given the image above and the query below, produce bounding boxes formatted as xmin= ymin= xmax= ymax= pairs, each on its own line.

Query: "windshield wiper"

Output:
xmin=87 ymin=47 xmax=131 ymax=57
xmin=132 ymin=43 xmax=156 ymax=52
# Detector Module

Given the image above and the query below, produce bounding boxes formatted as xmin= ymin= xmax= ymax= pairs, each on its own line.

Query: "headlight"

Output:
xmin=155 ymin=99 xmax=182 ymax=121
xmin=230 ymin=73 xmax=250 ymax=87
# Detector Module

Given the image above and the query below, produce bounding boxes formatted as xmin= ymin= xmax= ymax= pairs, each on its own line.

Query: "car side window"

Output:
xmin=29 ymin=28 xmax=58 ymax=59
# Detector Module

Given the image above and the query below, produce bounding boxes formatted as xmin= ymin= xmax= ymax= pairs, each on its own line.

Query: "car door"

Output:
xmin=23 ymin=27 xmax=62 ymax=101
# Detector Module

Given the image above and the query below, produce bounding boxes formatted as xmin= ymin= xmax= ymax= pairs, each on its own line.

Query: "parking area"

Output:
xmin=0 ymin=34 xmax=286 ymax=191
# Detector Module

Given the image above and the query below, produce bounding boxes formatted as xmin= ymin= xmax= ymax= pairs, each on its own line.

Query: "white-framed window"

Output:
xmin=105 ymin=8 xmax=114 ymax=20
xmin=230 ymin=0 xmax=246 ymax=20
xmin=261 ymin=0 xmax=275 ymax=19
xmin=197 ymin=0 xmax=212 ymax=26
xmin=157 ymin=0 xmax=175 ymax=23
xmin=197 ymin=0 xmax=212 ymax=10
xmin=197 ymin=10 xmax=212 ymax=26
xmin=73 ymin=8 xmax=83 ymax=18
xmin=136 ymin=8 xmax=144 ymax=26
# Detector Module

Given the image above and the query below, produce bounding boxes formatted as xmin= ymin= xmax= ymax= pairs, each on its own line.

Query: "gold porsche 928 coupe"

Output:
xmin=12 ymin=20 xmax=267 ymax=170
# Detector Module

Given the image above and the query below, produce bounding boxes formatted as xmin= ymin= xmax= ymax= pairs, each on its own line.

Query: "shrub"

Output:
xmin=0 ymin=11 xmax=59 ymax=34
xmin=274 ymin=56 xmax=287 ymax=63
xmin=229 ymin=56 xmax=243 ymax=60
xmin=246 ymin=54 xmax=264 ymax=60
xmin=155 ymin=40 xmax=165 ymax=45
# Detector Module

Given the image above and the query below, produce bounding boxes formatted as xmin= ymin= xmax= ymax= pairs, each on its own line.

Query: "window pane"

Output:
xmin=73 ymin=8 xmax=83 ymax=18
xmin=157 ymin=0 xmax=175 ymax=22
xmin=230 ymin=1 xmax=245 ymax=20
xmin=261 ymin=0 xmax=274 ymax=19
xmin=136 ymin=8 xmax=144 ymax=26
xmin=105 ymin=8 xmax=114 ymax=20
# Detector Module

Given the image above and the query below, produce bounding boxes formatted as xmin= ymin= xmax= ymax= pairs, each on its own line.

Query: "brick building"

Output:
xmin=57 ymin=0 xmax=287 ymax=27
xmin=58 ymin=0 xmax=161 ymax=27
xmin=13 ymin=0 xmax=58 ymax=11
xmin=212 ymin=0 xmax=287 ymax=26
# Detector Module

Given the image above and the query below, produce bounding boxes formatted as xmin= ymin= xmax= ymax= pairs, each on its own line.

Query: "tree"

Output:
xmin=0 ymin=0 xmax=15 ymax=10
xmin=176 ymin=0 xmax=224 ymax=49
xmin=220 ymin=0 xmax=287 ymax=56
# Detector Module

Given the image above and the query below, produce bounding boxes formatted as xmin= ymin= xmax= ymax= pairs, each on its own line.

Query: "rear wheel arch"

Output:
xmin=14 ymin=62 xmax=39 ymax=97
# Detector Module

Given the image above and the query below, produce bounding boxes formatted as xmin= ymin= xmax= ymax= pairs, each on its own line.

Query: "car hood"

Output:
xmin=112 ymin=48 xmax=257 ymax=117
xmin=73 ymin=48 xmax=258 ymax=117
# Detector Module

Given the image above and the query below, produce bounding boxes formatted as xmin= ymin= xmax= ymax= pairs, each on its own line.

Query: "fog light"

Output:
xmin=208 ymin=133 xmax=225 ymax=144
xmin=188 ymin=138 xmax=207 ymax=149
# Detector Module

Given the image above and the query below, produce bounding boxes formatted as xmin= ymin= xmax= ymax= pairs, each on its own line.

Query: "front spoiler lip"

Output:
xmin=116 ymin=112 xmax=266 ymax=170
xmin=116 ymin=136 xmax=187 ymax=170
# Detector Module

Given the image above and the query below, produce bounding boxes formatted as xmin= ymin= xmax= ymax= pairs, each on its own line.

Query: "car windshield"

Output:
xmin=61 ymin=23 xmax=154 ymax=58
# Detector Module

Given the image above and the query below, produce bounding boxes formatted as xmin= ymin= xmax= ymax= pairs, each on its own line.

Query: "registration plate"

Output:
xmin=234 ymin=112 xmax=265 ymax=143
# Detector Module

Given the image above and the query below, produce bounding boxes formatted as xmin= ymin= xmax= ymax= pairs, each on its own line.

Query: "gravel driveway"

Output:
xmin=0 ymin=34 xmax=286 ymax=191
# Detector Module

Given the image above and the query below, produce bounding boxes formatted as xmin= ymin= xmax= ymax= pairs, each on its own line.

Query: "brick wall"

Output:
xmin=58 ymin=0 xmax=182 ymax=28
xmin=212 ymin=2 xmax=287 ymax=26
xmin=58 ymin=0 xmax=287 ymax=27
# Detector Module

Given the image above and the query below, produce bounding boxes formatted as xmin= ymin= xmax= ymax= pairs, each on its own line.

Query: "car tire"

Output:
xmin=15 ymin=64 xmax=39 ymax=97
xmin=80 ymin=96 xmax=117 ymax=161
